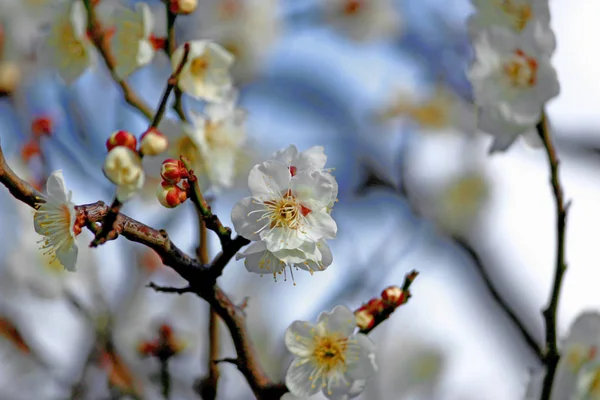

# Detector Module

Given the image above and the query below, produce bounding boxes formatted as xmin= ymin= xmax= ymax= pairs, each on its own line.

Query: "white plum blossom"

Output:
xmin=171 ymin=40 xmax=234 ymax=103
xmin=33 ymin=170 xmax=78 ymax=272
xmin=111 ymin=2 xmax=157 ymax=78
xmin=183 ymin=89 xmax=247 ymax=189
xmin=43 ymin=0 xmax=95 ymax=84
xmin=524 ymin=313 xmax=600 ymax=400
xmin=103 ymin=146 xmax=145 ymax=202
xmin=323 ymin=0 xmax=402 ymax=42
xmin=284 ymin=305 xmax=377 ymax=398
xmin=467 ymin=22 xmax=559 ymax=152
xmin=469 ymin=0 xmax=550 ymax=34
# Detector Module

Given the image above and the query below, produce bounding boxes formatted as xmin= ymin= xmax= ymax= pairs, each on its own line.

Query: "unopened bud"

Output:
xmin=137 ymin=341 xmax=159 ymax=357
xmin=106 ymin=130 xmax=137 ymax=152
xmin=139 ymin=128 xmax=168 ymax=156
xmin=157 ymin=181 xmax=187 ymax=208
xmin=381 ymin=286 xmax=404 ymax=307
xmin=354 ymin=309 xmax=375 ymax=331
xmin=170 ymin=0 xmax=197 ymax=14
xmin=0 ymin=62 xmax=21 ymax=95
xmin=103 ymin=147 xmax=143 ymax=186
xmin=32 ymin=116 xmax=53 ymax=138
xmin=366 ymin=298 xmax=385 ymax=314
xmin=160 ymin=158 xmax=187 ymax=184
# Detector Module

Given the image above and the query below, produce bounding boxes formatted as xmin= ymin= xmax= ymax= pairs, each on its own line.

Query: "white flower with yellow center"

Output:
xmin=231 ymin=160 xmax=338 ymax=253
xmin=467 ymin=22 xmax=559 ymax=152
xmin=111 ymin=2 xmax=156 ymax=79
xmin=284 ymin=305 xmax=377 ymax=398
xmin=43 ymin=0 xmax=94 ymax=85
xmin=183 ymin=89 xmax=247 ymax=189
xmin=33 ymin=170 xmax=78 ymax=272
xmin=525 ymin=313 xmax=600 ymax=400
xmin=171 ymin=40 xmax=234 ymax=103
xmin=469 ymin=0 xmax=550 ymax=34
xmin=324 ymin=0 xmax=401 ymax=42
xmin=103 ymin=146 xmax=145 ymax=202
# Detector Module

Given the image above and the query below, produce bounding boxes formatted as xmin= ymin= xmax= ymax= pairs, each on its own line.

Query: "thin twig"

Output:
xmin=538 ymin=112 xmax=570 ymax=400
xmin=147 ymin=282 xmax=193 ymax=295
xmin=160 ymin=358 xmax=171 ymax=399
xmin=82 ymin=0 xmax=153 ymax=120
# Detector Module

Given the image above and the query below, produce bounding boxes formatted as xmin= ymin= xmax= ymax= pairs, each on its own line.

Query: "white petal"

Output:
xmin=263 ymin=227 xmax=305 ymax=253
xmin=235 ymin=241 xmax=267 ymax=260
xmin=241 ymin=247 xmax=284 ymax=275
xmin=292 ymin=170 xmax=337 ymax=209
xmin=285 ymin=321 xmax=317 ymax=358
xmin=70 ymin=0 xmax=87 ymax=40
xmin=56 ymin=242 xmax=78 ymax=272
xmin=272 ymin=145 xmax=299 ymax=166
xmin=248 ymin=161 xmax=291 ymax=201
xmin=116 ymin=173 xmax=145 ymax=202
xmin=285 ymin=358 xmax=321 ymax=397
xmin=296 ymin=146 xmax=327 ymax=171
xmin=231 ymin=197 xmax=264 ymax=241
xmin=346 ymin=334 xmax=377 ymax=380
xmin=304 ymin=210 xmax=337 ymax=241
xmin=45 ymin=170 xmax=69 ymax=202
xmin=317 ymin=306 xmax=356 ymax=337
xmin=136 ymin=40 xmax=155 ymax=68
xmin=136 ymin=2 xmax=154 ymax=38
xmin=324 ymin=378 xmax=366 ymax=400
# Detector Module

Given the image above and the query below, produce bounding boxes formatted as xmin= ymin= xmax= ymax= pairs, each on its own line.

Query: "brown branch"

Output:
xmin=147 ymin=282 xmax=192 ymax=295
xmin=0 ymin=142 xmax=280 ymax=400
xmin=82 ymin=0 xmax=154 ymax=120
xmin=538 ymin=113 xmax=570 ymax=400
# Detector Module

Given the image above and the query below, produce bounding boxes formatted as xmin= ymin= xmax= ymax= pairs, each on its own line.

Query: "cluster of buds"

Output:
xmin=103 ymin=128 xmax=168 ymax=202
xmin=137 ymin=324 xmax=186 ymax=361
xmin=156 ymin=159 xmax=189 ymax=208
xmin=354 ymin=270 xmax=418 ymax=332
xmin=169 ymin=0 xmax=197 ymax=15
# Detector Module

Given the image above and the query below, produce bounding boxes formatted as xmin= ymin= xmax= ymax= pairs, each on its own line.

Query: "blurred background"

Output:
xmin=0 ymin=0 xmax=598 ymax=399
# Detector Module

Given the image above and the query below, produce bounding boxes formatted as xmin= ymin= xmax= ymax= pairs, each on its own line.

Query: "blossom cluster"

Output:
xmin=467 ymin=0 xmax=560 ymax=152
xmin=231 ymin=145 xmax=338 ymax=282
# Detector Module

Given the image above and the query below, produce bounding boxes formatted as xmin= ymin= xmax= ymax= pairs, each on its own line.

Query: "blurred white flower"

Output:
xmin=171 ymin=40 xmax=234 ymax=103
xmin=525 ymin=312 xmax=600 ymax=400
xmin=111 ymin=2 xmax=157 ymax=78
xmin=42 ymin=0 xmax=95 ymax=84
xmin=183 ymin=89 xmax=247 ymax=189
xmin=235 ymin=239 xmax=333 ymax=281
xmin=33 ymin=170 xmax=78 ymax=272
xmin=231 ymin=159 xmax=338 ymax=252
xmin=103 ymin=146 xmax=145 ymax=202
xmin=284 ymin=305 xmax=377 ymax=398
xmin=323 ymin=0 xmax=402 ymax=42
xmin=467 ymin=22 xmax=559 ymax=152
xmin=469 ymin=0 xmax=550 ymax=34
xmin=185 ymin=0 xmax=281 ymax=83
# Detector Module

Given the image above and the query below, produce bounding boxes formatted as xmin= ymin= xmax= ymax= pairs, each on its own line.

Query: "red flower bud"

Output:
xmin=381 ymin=286 xmax=404 ymax=307
xmin=366 ymin=298 xmax=385 ymax=314
xmin=160 ymin=159 xmax=187 ymax=184
xmin=169 ymin=0 xmax=197 ymax=14
xmin=31 ymin=116 xmax=53 ymax=138
xmin=106 ymin=130 xmax=137 ymax=152
xmin=139 ymin=128 xmax=168 ymax=156
xmin=156 ymin=181 xmax=187 ymax=208
xmin=354 ymin=309 xmax=375 ymax=331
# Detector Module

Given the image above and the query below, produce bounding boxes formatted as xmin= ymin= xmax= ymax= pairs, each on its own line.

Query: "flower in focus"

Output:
xmin=111 ymin=2 xmax=158 ymax=79
xmin=469 ymin=0 xmax=550 ymax=34
xmin=171 ymin=40 xmax=234 ymax=103
xmin=43 ymin=0 xmax=94 ymax=84
xmin=139 ymin=127 xmax=168 ymax=156
xmin=525 ymin=312 xmax=600 ymax=400
xmin=183 ymin=89 xmax=247 ymax=189
xmin=33 ymin=170 xmax=79 ymax=272
xmin=103 ymin=146 xmax=145 ymax=202
xmin=323 ymin=0 xmax=402 ymax=42
xmin=284 ymin=305 xmax=377 ymax=398
xmin=467 ymin=22 xmax=559 ymax=152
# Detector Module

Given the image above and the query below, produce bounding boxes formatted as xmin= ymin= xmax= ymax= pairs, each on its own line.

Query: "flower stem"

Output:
xmin=538 ymin=112 xmax=569 ymax=400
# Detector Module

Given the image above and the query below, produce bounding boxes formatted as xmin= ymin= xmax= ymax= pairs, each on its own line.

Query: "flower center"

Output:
xmin=262 ymin=190 xmax=311 ymax=230
xmin=503 ymin=49 xmax=537 ymax=88
xmin=498 ymin=0 xmax=532 ymax=31
xmin=312 ymin=334 xmax=348 ymax=373
xmin=189 ymin=53 xmax=209 ymax=80
xmin=36 ymin=203 xmax=74 ymax=263
xmin=60 ymin=23 xmax=86 ymax=59
xmin=343 ymin=0 xmax=363 ymax=15
xmin=567 ymin=345 xmax=598 ymax=373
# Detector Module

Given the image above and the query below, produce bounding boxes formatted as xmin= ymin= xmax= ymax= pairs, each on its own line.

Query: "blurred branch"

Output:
xmin=356 ymin=153 xmax=545 ymax=362
xmin=0 ymin=143 xmax=281 ymax=400
xmin=538 ymin=113 xmax=570 ymax=400
xmin=147 ymin=282 xmax=192 ymax=294
xmin=82 ymin=0 xmax=154 ymax=120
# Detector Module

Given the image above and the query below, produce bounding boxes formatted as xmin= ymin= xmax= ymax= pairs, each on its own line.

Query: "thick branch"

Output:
xmin=538 ymin=113 xmax=569 ymax=400
xmin=83 ymin=0 xmax=154 ymax=120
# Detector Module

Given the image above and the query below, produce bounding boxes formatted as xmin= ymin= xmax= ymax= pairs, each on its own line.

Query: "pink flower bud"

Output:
xmin=106 ymin=130 xmax=137 ymax=152
xmin=139 ymin=128 xmax=168 ymax=156
xmin=354 ymin=309 xmax=375 ymax=331
xmin=170 ymin=0 xmax=197 ymax=14
xmin=157 ymin=181 xmax=187 ymax=208
xmin=160 ymin=159 xmax=187 ymax=184
xmin=381 ymin=286 xmax=404 ymax=307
